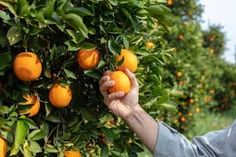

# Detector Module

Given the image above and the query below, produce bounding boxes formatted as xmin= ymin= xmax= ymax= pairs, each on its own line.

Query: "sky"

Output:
xmin=200 ymin=0 xmax=236 ymax=63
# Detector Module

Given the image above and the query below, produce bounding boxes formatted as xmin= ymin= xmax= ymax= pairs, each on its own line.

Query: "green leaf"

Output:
xmin=46 ymin=112 xmax=61 ymax=123
xmin=7 ymin=25 xmax=22 ymax=45
xmin=45 ymin=144 xmax=58 ymax=153
xmin=0 ymin=10 xmax=10 ymax=20
xmin=0 ymin=52 xmax=11 ymax=71
xmin=0 ymin=29 xmax=7 ymax=47
xmin=64 ymin=69 xmax=77 ymax=80
xmin=122 ymin=35 xmax=129 ymax=48
xmin=11 ymin=120 xmax=29 ymax=156
xmin=18 ymin=0 xmax=30 ymax=17
xmin=65 ymin=7 xmax=94 ymax=16
xmin=79 ymin=42 xmax=97 ymax=50
xmin=128 ymin=152 xmax=138 ymax=157
xmin=122 ymin=8 xmax=140 ymax=32
xmin=108 ymin=40 xmax=121 ymax=54
xmin=0 ymin=2 xmax=17 ymax=16
xmin=101 ymin=146 xmax=109 ymax=157
xmin=66 ymin=29 xmax=79 ymax=43
xmin=145 ymin=4 xmax=171 ymax=16
xmin=45 ymin=103 xmax=52 ymax=117
xmin=41 ymin=0 xmax=56 ymax=18
xmin=156 ymin=92 xmax=169 ymax=104
xmin=130 ymin=143 xmax=144 ymax=152
xmin=98 ymin=59 xmax=106 ymax=69
xmin=24 ymin=118 xmax=37 ymax=129
xmin=29 ymin=141 xmax=42 ymax=154
xmin=63 ymin=13 xmax=88 ymax=38
xmin=159 ymin=103 xmax=177 ymax=113
xmin=28 ymin=129 xmax=45 ymax=141
xmin=22 ymin=141 xmax=33 ymax=157
xmin=84 ymin=70 xmax=101 ymax=79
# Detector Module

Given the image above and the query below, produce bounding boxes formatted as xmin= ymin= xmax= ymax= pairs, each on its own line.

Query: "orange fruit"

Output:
xmin=49 ymin=83 xmax=72 ymax=108
xmin=0 ymin=137 xmax=7 ymax=157
xmin=13 ymin=52 xmax=42 ymax=81
xmin=19 ymin=94 xmax=40 ymax=117
xmin=116 ymin=49 xmax=138 ymax=73
xmin=167 ymin=0 xmax=174 ymax=6
xmin=175 ymin=71 xmax=182 ymax=78
xmin=189 ymin=98 xmax=194 ymax=104
xmin=77 ymin=49 xmax=100 ymax=69
xmin=146 ymin=41 xmax=155 ymax=49
xmin=64 ymin=150 xmax=82 ymax=157
xmin=180 ymin=116 xmax=186 ymax=122
xmin=108 ymin=71 xmax=131 ymax=94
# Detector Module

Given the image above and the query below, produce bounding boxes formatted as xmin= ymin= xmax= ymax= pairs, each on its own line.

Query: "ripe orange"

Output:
xmin=49 ymin=83 xmax=72 ymax=108
xmin=189 ymin=98 xmax=194 ymax=104
xmin=175 ymin=71 xmax=183 ymax=78
xmin=180 ymin=116 xmax=186 ymax=122
xmin=0 ymin=137 xmax=7 ymax=157
xmin=167 ymin=0 xmax=174 ymax=6
xmin=19 ymin=94 xmax=40 ymax=117
xmin=116 ymin=49 xmax=138 ymax=73
xmin=108 ymin=71 xmax=131 ymax=94
xmin=13 ymin=52 xmax=42 ymax=81
xmin=146 ymin=41 xmax=155 ymax=49
xmin=77 ymin=49 xmax=100 ymax=69
xmin=64 ymin=150 xmax=82 ymax=157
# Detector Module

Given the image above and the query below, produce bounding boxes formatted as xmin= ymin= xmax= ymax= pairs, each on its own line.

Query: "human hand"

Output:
xmin=99 ymin=69 xmax=140 ymax=120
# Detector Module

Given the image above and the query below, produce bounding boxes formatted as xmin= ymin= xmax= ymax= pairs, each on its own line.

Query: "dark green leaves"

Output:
xmin=0 ymin=52 xmax=11 ymax=74
xmin=63 ymin=13 xmax=88 ymax=38
xmin=108 ymin=40 xmax=121 ymax=54
xmin=64 ymin=69 xmax=77 ymax=80
xmin=7 ymin=25 xmax=22 ymax=45
xmin=65 ymin=7 xmax=93 ymax=16
xmin=18 ymin=0 xmax=30 ymax=17
xmin=145 ymin=4 xmax=175 ymax=27
xmin=84 ymin=70 xmax=101 ymax=79
xmin=79 ymin=42 xmax=97 ymax=50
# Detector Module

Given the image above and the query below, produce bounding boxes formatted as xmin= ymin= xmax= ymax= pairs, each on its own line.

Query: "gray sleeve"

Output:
xmin=153 ymin=121 xmax=236 ymax=157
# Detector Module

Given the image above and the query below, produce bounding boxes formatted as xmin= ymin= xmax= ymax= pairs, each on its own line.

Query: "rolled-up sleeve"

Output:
xmin=153 ymin=121 xmax=236 ymax=157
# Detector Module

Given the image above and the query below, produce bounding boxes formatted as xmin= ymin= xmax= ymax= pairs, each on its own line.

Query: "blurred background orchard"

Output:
xmin=0 ymin=0 xmax=235 ymax=156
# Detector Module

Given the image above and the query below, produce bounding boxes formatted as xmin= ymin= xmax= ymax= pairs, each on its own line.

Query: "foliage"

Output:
xmin=0 ymin=0 xmax=175 ymax=156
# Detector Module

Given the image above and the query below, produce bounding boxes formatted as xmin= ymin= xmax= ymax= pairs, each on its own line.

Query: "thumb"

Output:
xmin=123 ymin=68 xmax=139 ymax=89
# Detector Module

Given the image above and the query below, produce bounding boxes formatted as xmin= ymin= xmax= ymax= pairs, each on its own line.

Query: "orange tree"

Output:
xmin=0 ymin=0 xmax=176 ymax=156
xmin=163 ymin=0 xmax=236 ymax=134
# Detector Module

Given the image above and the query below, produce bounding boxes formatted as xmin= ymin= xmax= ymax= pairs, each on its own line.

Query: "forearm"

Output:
xmin=124 ymin=105 xmax=158 ymax=153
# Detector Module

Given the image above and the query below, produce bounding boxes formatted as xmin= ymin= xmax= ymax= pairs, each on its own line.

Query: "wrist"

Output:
xmin=124 ymin=104 xmax=144 ymax=123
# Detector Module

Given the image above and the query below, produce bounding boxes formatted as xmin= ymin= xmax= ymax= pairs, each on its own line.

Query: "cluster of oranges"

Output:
xmin=3 ymin=48 xmax=138 ymax=156
xmin=13 ymin=48 xmax=138 ymax=115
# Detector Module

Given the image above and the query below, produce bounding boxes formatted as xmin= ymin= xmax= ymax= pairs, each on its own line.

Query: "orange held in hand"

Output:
xmin=108 ymin=71 xmax=131 ymax=94
xmin=49 ymin=83 xmax=72 ymax=108
xmin=19 ymin=94 xmax=40 ymax=117
xmin=0 ymin=137 xmax=7 ymax=157
xmin=64 ymin=150 xmax=82 ymax=157
xmin=13 ymin=52 xmax=42 ymax=81
xmin=116 ymin=49 xmax=138 ymax=73
xmin=77 ymin=49 xmax=100 ymax=69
